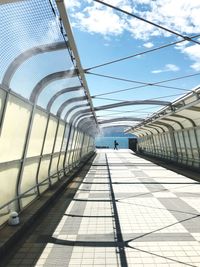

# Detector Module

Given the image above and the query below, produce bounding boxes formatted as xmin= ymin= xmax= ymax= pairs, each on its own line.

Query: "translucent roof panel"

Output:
xmin=0 ymin=0 xmax=65 ymax=83
xmin=50 ymin=91 xmax=85 ymax=116
xmin=10 ymin=50 xmax=75 ymax=99
xmin=37 ymin=77 xmax=81 ymax=110
xmin=0 ymin=0 xmax=98 ymax=129
xmin=66 ymin=1 xmax=200 ymax=132
xmin=63 ymin=104 xmax=90 ymax=122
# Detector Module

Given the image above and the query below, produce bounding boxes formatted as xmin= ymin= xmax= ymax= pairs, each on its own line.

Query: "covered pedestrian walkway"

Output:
xmin=1 ymin=1 xmax=200 ymax=266
xmin=2 ymin=150 xmax=200 ymax=267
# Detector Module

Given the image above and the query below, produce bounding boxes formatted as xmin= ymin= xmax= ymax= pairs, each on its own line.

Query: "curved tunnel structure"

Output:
xmin=0 ymin=0 xmax=98 ymax=226
xmin=0 ymin=0 xmax=200 ymax=233
xmin=126 ymin=89 xmax=200 ymax=168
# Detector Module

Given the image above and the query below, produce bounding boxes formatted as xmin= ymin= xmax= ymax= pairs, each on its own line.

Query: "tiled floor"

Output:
xmin=3 ymin=149 xmax=200 ymax=266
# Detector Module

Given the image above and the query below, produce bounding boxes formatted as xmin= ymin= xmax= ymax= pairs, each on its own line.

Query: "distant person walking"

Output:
xmin=114 ymin=140 xmax=119 ymax=150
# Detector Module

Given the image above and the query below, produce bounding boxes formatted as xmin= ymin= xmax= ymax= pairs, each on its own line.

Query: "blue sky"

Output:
xmin=65 ymin=0 xmax=200 ymax=128
xmin=1 ymin=0 xmax=200 ymax=135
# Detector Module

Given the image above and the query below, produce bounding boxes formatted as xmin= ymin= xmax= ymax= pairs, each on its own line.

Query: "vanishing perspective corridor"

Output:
xmin=3 ymin=150 xmax=200 ymax=267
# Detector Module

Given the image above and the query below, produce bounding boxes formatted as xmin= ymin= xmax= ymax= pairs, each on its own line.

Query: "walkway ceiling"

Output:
xmin=0 ymin=0 xmax=98 ymax=136
xmin=1 ymin=1 xmax=200 ymax=136
xmin=126 ymin=88 xmax=200 ymax=135
xmin=63 ymin=0 xmax=200 ymax=135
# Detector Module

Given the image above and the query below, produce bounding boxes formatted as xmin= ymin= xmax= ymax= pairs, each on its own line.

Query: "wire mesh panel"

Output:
xmin=1 ymin=1 xmax=65 ymax=84
xmin=0 ymin=0 xmax=96 ymax=226
xmin=0 ymin=0 xmax=86 ymax=113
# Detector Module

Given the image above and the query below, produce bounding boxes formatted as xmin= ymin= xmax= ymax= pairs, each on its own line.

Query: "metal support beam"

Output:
xmin=55 ymin=0 xmax=98 ymax=126
xmin=63 ymin=124 xmax=73 ymax=175
xmin=95 ymin=100 xmax=170 ymax=111
xmin=98 ymin=117 xmax=144 ymax=125
xmin=2 ymin=42 xmax=67 ymax=88
xmin=35 ymin=114 xmax=50 ymax=195
xmin=57 ymin=123 xmax=67 ymax=179
xmin=47 ymin=119 xmax=60 ymax=184
xmin=47 ymin=86 xmax=82 ymax=112
xmin=64 ymin=104 xmax=89 ymax=122
xmin=57 ymin=96 xmax=87 ymax=117
xmin=29 ymin=70 xmax=77 ymax=103
xmin=16 ymin=105 xmax=36 ymax=211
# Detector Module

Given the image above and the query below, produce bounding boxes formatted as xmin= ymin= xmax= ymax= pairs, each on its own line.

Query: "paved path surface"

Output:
xmin=3 ymin=149 xmax=200 ymax=266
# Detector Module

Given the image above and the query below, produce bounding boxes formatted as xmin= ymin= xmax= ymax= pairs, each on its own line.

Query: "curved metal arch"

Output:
xmin=98 ymin=117 xmax=144 ymax=125
xmin=134 ymin=130 xmax=146 ymax=137
xmin=151 ymin=121 xmax=175 ymax=132
xmin=79 ymin=121 xmax=98 ymax=137
xmin=46 ymin=85 xmax=82 ymax=112
xmin=129 ymin=124 xmax=164 ymax=134
xmin=77 ymin=116 xmax=94 ymax=128
xmin=83 ymin=126 xmax=98 ymax=137
xmin=139 ymin=126 xmax=156 ymax=135
xmin=138 ymin=133 xmax=145 ymax=138
xmin=134 ymin=122 xmax=165 ymax=133
xmin=135 ymin=127 xmax=151 ymax=136
xmin=2 ymin=42 xmax=67 ymax=88
xmin=170 ymin=114 xmax=196 ymax=127
xmin=101 ymin=124 xmax=135 ymax=128
xmin=57 ymin=96 xmax=87 ymax=117
xmin=77 ymin=120 xmax=96 ymax=135
xmin=30 ymin=70 xmax=77 ymax=103
xmin=75 ymin=113 xmax=94 ymax=127
xmin=147 ymin=123 xmax=166 ymax=133
xmin=160 ymin=118 xmax=184 ymax=129
xmin=69 ymin=108 xmax=91 ymax=124
xmin=94 ymin=100 xmax=171 ymax=111
xmin=100 ymin=123 xmax=138 ymax=131
xmin=83 ymin=124 xmax=98 ymax=137
xmin=64 ymin=103 xmax=89 ymax=121
xmin=143 ymin=125 xmax=160 ymax=134
xmin=81 ymin=119 xmax=96 ymax=132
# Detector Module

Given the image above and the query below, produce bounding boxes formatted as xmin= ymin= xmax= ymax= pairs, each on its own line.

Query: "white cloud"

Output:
xmin=180 ymin=44 xmax=200 ymax=71
xmin=64 ymin=0 xmax=81 ymax=9
xmin=69 ymin=0 xmax=200 ymax=39
xmin=68 ymin=0 xmax=200 ymax=69
xmin=143 ymin=42 xmax=154 ymax=48
xmin=72 ymin=4 xmax=126 ymax=36
xmin=166 ymin=64 xmax=180 ymax=71
xmin=152 ymin=64 xmax=180 ymax=74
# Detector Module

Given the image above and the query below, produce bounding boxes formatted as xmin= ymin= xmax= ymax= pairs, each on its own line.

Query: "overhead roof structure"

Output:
xmin=0 ymin=0 xmax=98 ymax=136
xmin=1 ymin=0 xmax=200 ymax=228
xmin=63 ymin=0 xmax=200 ymax=134
xmin=126 ymin=86 xmax=200 ymax=136
xmin=1 ymin=0 xmax=200 ymax=134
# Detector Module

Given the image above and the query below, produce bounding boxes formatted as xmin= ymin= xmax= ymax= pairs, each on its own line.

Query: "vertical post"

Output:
xmin=35 ymin=114 xmax=50 ymax=194
xmin=67 ymin=127 xmax=76 ymax=170
xmin=194 ymin=127 xmax=200 ymax=165
xmin=79 ymin=132 xmax=85 ymax=160
xmin=169 ymin=130 xmax=178 ymax=161
xmin=48 ymin=118 xmax=60 ymax=185
xmin=186 ymin=129 xmax=194 ymax=165
xmin=63 ymin=124 xmax=73 ymax=175
xmin=0 ymin=86 xmax=10 ymax=136
xmin=181 ymin=130 xmax=188 ymax=162
xmin=57 ymin=123 xmax=67 ymax=179
xmin=71 ymin=129 xmax=79 ymax=168
xmin=16 ymin=104 xmax=36 ymax=211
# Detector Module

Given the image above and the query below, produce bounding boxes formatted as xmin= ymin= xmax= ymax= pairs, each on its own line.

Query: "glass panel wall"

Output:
xmin=0 ymin=0 xmax=96 ymax=227
xmin=137 ymin=126 xmax=200 ymax=169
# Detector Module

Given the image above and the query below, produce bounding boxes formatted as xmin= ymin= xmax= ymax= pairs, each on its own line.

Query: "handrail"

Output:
xmin=0 ymin=168 xmax=64 ymax=213
xmin=0 ymin=151 xmax=93 ymax=213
